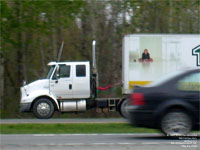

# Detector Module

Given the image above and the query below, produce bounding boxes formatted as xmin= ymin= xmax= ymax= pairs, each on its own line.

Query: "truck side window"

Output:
xmin=76 ymin=65 xmax=86 ymax=77
xmin=59 ymin=65 xmax=70 ymax=78
xmin=52 ymin=71 xmax=57 ymax=80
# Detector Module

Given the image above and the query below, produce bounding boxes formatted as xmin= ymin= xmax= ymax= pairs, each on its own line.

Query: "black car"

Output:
xmin=128 ymin=68 xmax=200 ymax=136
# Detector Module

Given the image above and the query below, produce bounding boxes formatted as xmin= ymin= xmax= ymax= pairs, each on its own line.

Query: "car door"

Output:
xmin=50 ymin=64 xmax=73 ymax=99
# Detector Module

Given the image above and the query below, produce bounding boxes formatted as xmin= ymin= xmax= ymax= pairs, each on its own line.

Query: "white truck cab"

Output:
xmin=20 ymin=61 xmax=91 ymax=118
xmin=47 ymin=61 xmax=90 ymax=99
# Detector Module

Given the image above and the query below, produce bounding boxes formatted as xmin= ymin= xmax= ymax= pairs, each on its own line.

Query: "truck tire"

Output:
xmin=119 ymin=99 xmax=130 ymax=119
xmin=33 ymin=98 xmax=55 ymax=119
xmin=161 ymin=110 xmax=192 ymax=136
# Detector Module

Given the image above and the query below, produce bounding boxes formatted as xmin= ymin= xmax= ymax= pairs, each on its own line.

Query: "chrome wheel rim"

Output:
xmin=37 ymin=102 xmax=51 ymax=116
xmin=161 ymin=112 xmax=192 ymax=136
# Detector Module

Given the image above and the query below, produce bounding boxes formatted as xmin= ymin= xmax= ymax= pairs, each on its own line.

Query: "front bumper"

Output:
xmin=20 ymin=103 xmax=32 ymax=112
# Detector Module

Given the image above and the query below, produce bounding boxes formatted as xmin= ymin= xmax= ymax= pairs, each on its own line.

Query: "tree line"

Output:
xmin=0 ymin=0 xmax=199 ymax=118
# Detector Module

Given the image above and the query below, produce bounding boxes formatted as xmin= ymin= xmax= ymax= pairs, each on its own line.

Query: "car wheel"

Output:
xmin=120 ymin=99 xmax=130 ymax=119
xmin=33 ymin=98 xmax=55 ymax=119
xmin=161 ymin=110 xmax=192 ymax=136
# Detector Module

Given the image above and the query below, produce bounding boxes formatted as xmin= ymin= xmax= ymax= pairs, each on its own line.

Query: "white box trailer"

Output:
xmin=122 ymin=34 xmax=200 ymax=94
xmin=20 ymin=34 xmax=200 ymax=119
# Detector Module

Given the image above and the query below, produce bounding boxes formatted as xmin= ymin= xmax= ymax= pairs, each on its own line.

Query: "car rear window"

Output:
xmin=178 ymin=72 xmax=200 ymax=91
xmin=145 ymin=70 xmax=185 ymax=87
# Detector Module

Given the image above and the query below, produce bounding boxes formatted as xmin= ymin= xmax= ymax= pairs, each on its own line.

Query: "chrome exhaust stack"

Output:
xmin=92 ymin=40 xmax=97 ymax=74
xmin=91 ymin=40 xmax=98 ymax=98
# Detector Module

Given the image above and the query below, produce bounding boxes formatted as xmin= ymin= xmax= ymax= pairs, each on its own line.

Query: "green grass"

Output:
xmin=0 ymin=123 xmax=160 ymax=134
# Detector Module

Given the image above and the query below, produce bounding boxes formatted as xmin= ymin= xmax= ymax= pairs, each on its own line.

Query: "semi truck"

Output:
xmin=20 ymin=34 xmax=200 ymax=119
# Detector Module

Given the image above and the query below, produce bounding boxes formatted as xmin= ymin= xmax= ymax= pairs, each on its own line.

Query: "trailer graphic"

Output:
xmin=192 ymin=45 xmax=200 ymax=66
xmin=123 ymin=34 xmax=200 ymax=93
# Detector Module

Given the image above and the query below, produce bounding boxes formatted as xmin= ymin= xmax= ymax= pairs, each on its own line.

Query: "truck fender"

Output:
xmin=32 ymin=94 xmax=60 ymax=111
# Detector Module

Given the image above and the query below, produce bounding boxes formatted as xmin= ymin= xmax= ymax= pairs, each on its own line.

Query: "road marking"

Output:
xmin=142 ymin=142 xmax=159 ymax=145
xmin=63 ymin=143 xmax=84 ymax=146
xmin=53 ymin=143 xmax=137 ymax=146
xmin=1 ymin=143 xmax=139 ymax=146
xmin=33 ymin=134 xmax=55 ymax=136
xmin=118 ymin=143 xmax=136 ymax=145
xmin=32 ymin=133 xmax=161 ymax=136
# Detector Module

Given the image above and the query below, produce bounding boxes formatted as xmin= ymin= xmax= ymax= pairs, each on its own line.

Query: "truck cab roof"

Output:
xmin=48 ymin=61 xmax=90 ymax=66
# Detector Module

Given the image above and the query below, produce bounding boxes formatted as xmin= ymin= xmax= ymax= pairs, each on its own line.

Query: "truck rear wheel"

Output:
xmin=33 ymin=98 xmax=55 ymax=119
xmin=119 ymin=99 xmax=130 ymax=119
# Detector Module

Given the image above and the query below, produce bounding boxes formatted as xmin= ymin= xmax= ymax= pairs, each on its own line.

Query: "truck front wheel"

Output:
xmin=33 ymin=98 xmax=55 ymax=119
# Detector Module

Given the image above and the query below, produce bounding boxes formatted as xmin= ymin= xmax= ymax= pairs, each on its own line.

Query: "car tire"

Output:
xmin=120 ymin=99 xmax=130 ymax=119
xmin=33 ymin=98 xmax=55 ymax=119
xmin=161 ymin=110 xmax=192 ymax=136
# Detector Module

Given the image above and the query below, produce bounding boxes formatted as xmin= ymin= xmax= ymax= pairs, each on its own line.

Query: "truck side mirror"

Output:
xmin=56 ymin=73 xmax=60 ymax=79
xmin=23 ymin=80 xmax=27 ymax=86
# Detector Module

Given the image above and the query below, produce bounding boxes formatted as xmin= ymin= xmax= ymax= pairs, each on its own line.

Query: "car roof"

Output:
xmin=146 ymin=68 xmax=199 ymax=87
xmin=178 ymin=67 xmax=199 ymax=72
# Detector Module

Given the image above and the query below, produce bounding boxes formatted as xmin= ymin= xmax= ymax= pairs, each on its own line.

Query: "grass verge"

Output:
xmin=0 ymin=123 xmax=160 ymax=134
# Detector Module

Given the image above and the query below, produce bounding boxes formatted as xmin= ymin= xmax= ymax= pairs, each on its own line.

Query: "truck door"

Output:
xmin=50 ymin=64 xmax=73 ymax=99
xmin=73 ymin=64 xmax=90 ymax=98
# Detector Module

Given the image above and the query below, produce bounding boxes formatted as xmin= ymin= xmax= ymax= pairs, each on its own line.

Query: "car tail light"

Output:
xmin=131 ymin=93 xmax=145 ymax=105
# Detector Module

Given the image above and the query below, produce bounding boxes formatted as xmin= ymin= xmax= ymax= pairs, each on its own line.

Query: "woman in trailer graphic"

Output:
xmin=139 ymin=49 xmax=153 ymax=62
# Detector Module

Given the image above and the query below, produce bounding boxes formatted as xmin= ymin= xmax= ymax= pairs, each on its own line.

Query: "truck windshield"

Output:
xmin=46 ymin=65 xmax=55 ymax=79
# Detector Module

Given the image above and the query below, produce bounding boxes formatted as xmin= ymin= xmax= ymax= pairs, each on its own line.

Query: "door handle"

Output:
xmin=69 ymin=84 xmax=72 ymax=90
xmin=55 ymin=80 xmax=58 ymax=83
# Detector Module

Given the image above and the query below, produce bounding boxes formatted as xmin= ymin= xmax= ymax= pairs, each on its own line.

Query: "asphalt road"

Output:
xmin=0 ymin=118 xmax=127 ymax=124
xmin=1 ymin=133 xmax=199 ymax=150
